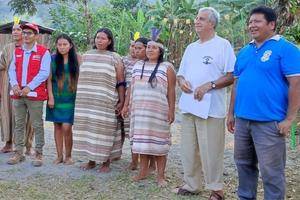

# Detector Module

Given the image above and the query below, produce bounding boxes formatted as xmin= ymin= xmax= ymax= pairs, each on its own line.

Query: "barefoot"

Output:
xmin=53 ymin=157 xmax=63 ymax=164
xmin=98 ymin=161 xmax=110 ymax=173
xmin=25 ymin=148 xmax=33 ymax=156
xmin=98 ymin=165 xmax=111 ymax=173
xmin=132 ymin=174 xmax=148 ymax=182
xmin=0 ymin=145 xmax=13 ymax=153
xmin=157 ymin=178 xmax=167 ymax=188
xmin=64 ymin=157 xmax=74 ymax=165
xmin=80 ymin=161 xmax=96 ymax=170
xmin=127 ymin=162 xmax=138 ymax=171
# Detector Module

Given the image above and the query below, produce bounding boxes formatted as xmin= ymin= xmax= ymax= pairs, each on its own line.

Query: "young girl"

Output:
xmin=122 ymin=38 xmax=176 ymax=187
xmin=46 ymin=34 xmax=80 ymax=165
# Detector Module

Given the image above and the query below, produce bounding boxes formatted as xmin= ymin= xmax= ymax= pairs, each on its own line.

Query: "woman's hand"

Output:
xmin=116 ymin=101 xmax=124 ymax=116
xmin=167 ymin=110 xmax=175 ymax=124
xmin=48 ymin=96 xmax=55 ymax=108
xmin=121 ymin=106 xmax=129 ymax=119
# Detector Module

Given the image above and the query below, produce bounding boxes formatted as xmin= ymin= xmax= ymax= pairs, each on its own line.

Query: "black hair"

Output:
xmin=135 ymin=37 xmax=150 ymax=46
xmin=54 ymin=33 xmax=79 ymax=93
xmin=140 ymin=45 xmax=164 ymax=88
xmin=250 ymin=6 xmax=277 ymax=28
xmin=93 ymin=28 xmax=115 ymax=52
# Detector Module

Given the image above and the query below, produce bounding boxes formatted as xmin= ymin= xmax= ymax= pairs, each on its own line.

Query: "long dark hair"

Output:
xmin=140 ymin=45 xmax=164 ymax=88
xmin=93 ymin=28 xmax=115 ymax=52
xmin=54 ymin=33 xmax=79 ymax=93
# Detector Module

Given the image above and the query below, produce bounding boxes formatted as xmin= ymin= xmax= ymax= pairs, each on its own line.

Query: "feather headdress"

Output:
xmin=134 ymin=32 xmax=140 ymax=41
xmin=130 ymin=31 xmax=141 ymax=45
xmin=13 ymin=16 xmax=20 ymax=25
xmin=148 ymin=27 xmax=164 ymax=49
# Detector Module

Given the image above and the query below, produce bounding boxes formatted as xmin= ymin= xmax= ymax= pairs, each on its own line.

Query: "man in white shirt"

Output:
xmin=175 ymin=7 xmax=236 ymax=200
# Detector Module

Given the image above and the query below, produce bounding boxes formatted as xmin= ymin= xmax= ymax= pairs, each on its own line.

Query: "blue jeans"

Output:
xmin=234 ymin=118 xmax=286 ymax=200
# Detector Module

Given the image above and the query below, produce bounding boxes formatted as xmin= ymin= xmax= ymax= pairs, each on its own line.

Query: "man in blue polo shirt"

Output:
xmin=227 ymin=6 xmax=300 ymax=200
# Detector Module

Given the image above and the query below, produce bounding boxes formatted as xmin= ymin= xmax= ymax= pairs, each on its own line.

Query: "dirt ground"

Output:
xmin=0 ymin=112 xmax=299 ymax=200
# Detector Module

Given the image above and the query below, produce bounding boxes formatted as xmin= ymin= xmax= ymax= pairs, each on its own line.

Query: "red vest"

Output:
xmin=12 ymin=44 xmax=48 ymax=101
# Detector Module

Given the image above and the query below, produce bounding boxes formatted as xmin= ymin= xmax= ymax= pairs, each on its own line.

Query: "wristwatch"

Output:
xmin=211 ymin=81 xmax=216 ymax=89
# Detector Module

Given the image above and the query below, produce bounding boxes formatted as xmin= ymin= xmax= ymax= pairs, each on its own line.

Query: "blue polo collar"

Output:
xmin=249 ymin=35 xmax=281 ymax=44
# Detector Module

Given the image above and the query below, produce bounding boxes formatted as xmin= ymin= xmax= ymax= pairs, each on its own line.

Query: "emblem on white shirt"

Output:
xmin=261 ymin=50 xmax=272 ymax=62
xmin=202 ymin=56 xmax=213 ymax=64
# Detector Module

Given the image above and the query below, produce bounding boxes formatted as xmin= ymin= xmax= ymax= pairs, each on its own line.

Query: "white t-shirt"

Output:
xmin=177 ymin=35 xmax=236 ymax=118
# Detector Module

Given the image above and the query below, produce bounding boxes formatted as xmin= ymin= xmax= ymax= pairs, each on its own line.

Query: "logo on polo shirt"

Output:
xmin=261 ymin=50 xmax=272 ymax=62
xmin=32 ymin=55 xmax=41 ymax=61
xmin=202 ymin=56 xmax=213 ymax=64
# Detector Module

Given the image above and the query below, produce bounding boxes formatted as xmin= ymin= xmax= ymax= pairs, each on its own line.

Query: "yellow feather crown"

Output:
xmin=133 ymin=32 xmax=140 ymax=41
xmin=13 ymin=16 xmax=20 ymax=25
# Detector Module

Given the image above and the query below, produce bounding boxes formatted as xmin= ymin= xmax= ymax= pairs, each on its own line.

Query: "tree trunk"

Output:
xmin=274 ymin=0 xmax=295 ymax=34
xmin=82 ymin=0 xmax=93 ymax=46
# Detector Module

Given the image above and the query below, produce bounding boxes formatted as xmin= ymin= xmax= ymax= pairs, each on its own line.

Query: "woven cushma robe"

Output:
xmin=73 ymin=49 xmax=122 ymax=162
xmin=129 ymin=61 xmax=174 ymax=156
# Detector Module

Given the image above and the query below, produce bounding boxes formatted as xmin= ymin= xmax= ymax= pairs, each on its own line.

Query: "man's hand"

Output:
xmin=278 ymin=119 xmax=293 ymax=137
xmin=178 ymin=78 xmax=193 ymax=94
xmin=21 ymin=86 xmax=31 ymax=97
xmin=226 ymin=113 xmax=235 ymax=133
xmin=12 ymin=85 xmax=22 ymax=96
xmin=194 ymin=82 xmax=211 ymax=101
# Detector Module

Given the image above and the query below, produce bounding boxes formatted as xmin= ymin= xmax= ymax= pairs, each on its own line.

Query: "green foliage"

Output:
xmin=8 ymin=0 xmax=74 ymax=15
xmin=285 ymin=22 xmax=300 ymax=44
xmin=10 ymin=0 xmax=300 ymax=64
xmin=108 ymin=0 xmax=139 ymax=10
xmin=146 ymin=0 xmax=200 ymax=66
xmin=49 ymin=3 xmax=153 ymax=54
xmin=49 ymin=4 xmax=89 ymax=52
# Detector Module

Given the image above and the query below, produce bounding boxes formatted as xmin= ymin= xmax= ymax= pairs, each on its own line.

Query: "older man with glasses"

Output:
xmin=175 ymin=7 xmax=236 ymax=200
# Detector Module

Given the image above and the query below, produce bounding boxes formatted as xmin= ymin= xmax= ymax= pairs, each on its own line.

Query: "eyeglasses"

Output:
xmin=22 ymin=31 xmax=34 ymax=36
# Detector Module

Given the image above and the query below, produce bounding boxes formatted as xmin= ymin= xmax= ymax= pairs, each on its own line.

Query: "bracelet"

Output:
xmin=116 ymin=81 xmax=126 ymax=88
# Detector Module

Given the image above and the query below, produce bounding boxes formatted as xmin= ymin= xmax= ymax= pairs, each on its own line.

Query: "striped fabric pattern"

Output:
xmin=46 ymin=61 xmax=76 ymax=124
xmin=122 ymin=56 xmax=138 ymax=136
xmin=0 ymin=43 xmax=15 ymax=142
xmin=73 ymin=49 xmax=122 ymax=162
xmin=122 ymin=55 xmax=137 ymax=88
xmin=129 ymin=61 xmax=173 ymax=156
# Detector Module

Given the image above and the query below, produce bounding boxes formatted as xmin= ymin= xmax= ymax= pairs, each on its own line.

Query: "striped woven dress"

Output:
xmin=73 ymin=49 xmax=122 ymax=162
xmin=130 ymin=60 xmax=173 ymax=156
xmin=122 ymin=55 xmax=138 ymax=135
xmin=46 ymin=59 xmax=76 ymax=124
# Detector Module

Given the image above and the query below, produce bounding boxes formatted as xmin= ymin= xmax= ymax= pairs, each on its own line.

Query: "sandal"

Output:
xmin=209 ymin=191 xmax=225 ymax=200
xmin=174 ymin=187 xmax=199 ymax=196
